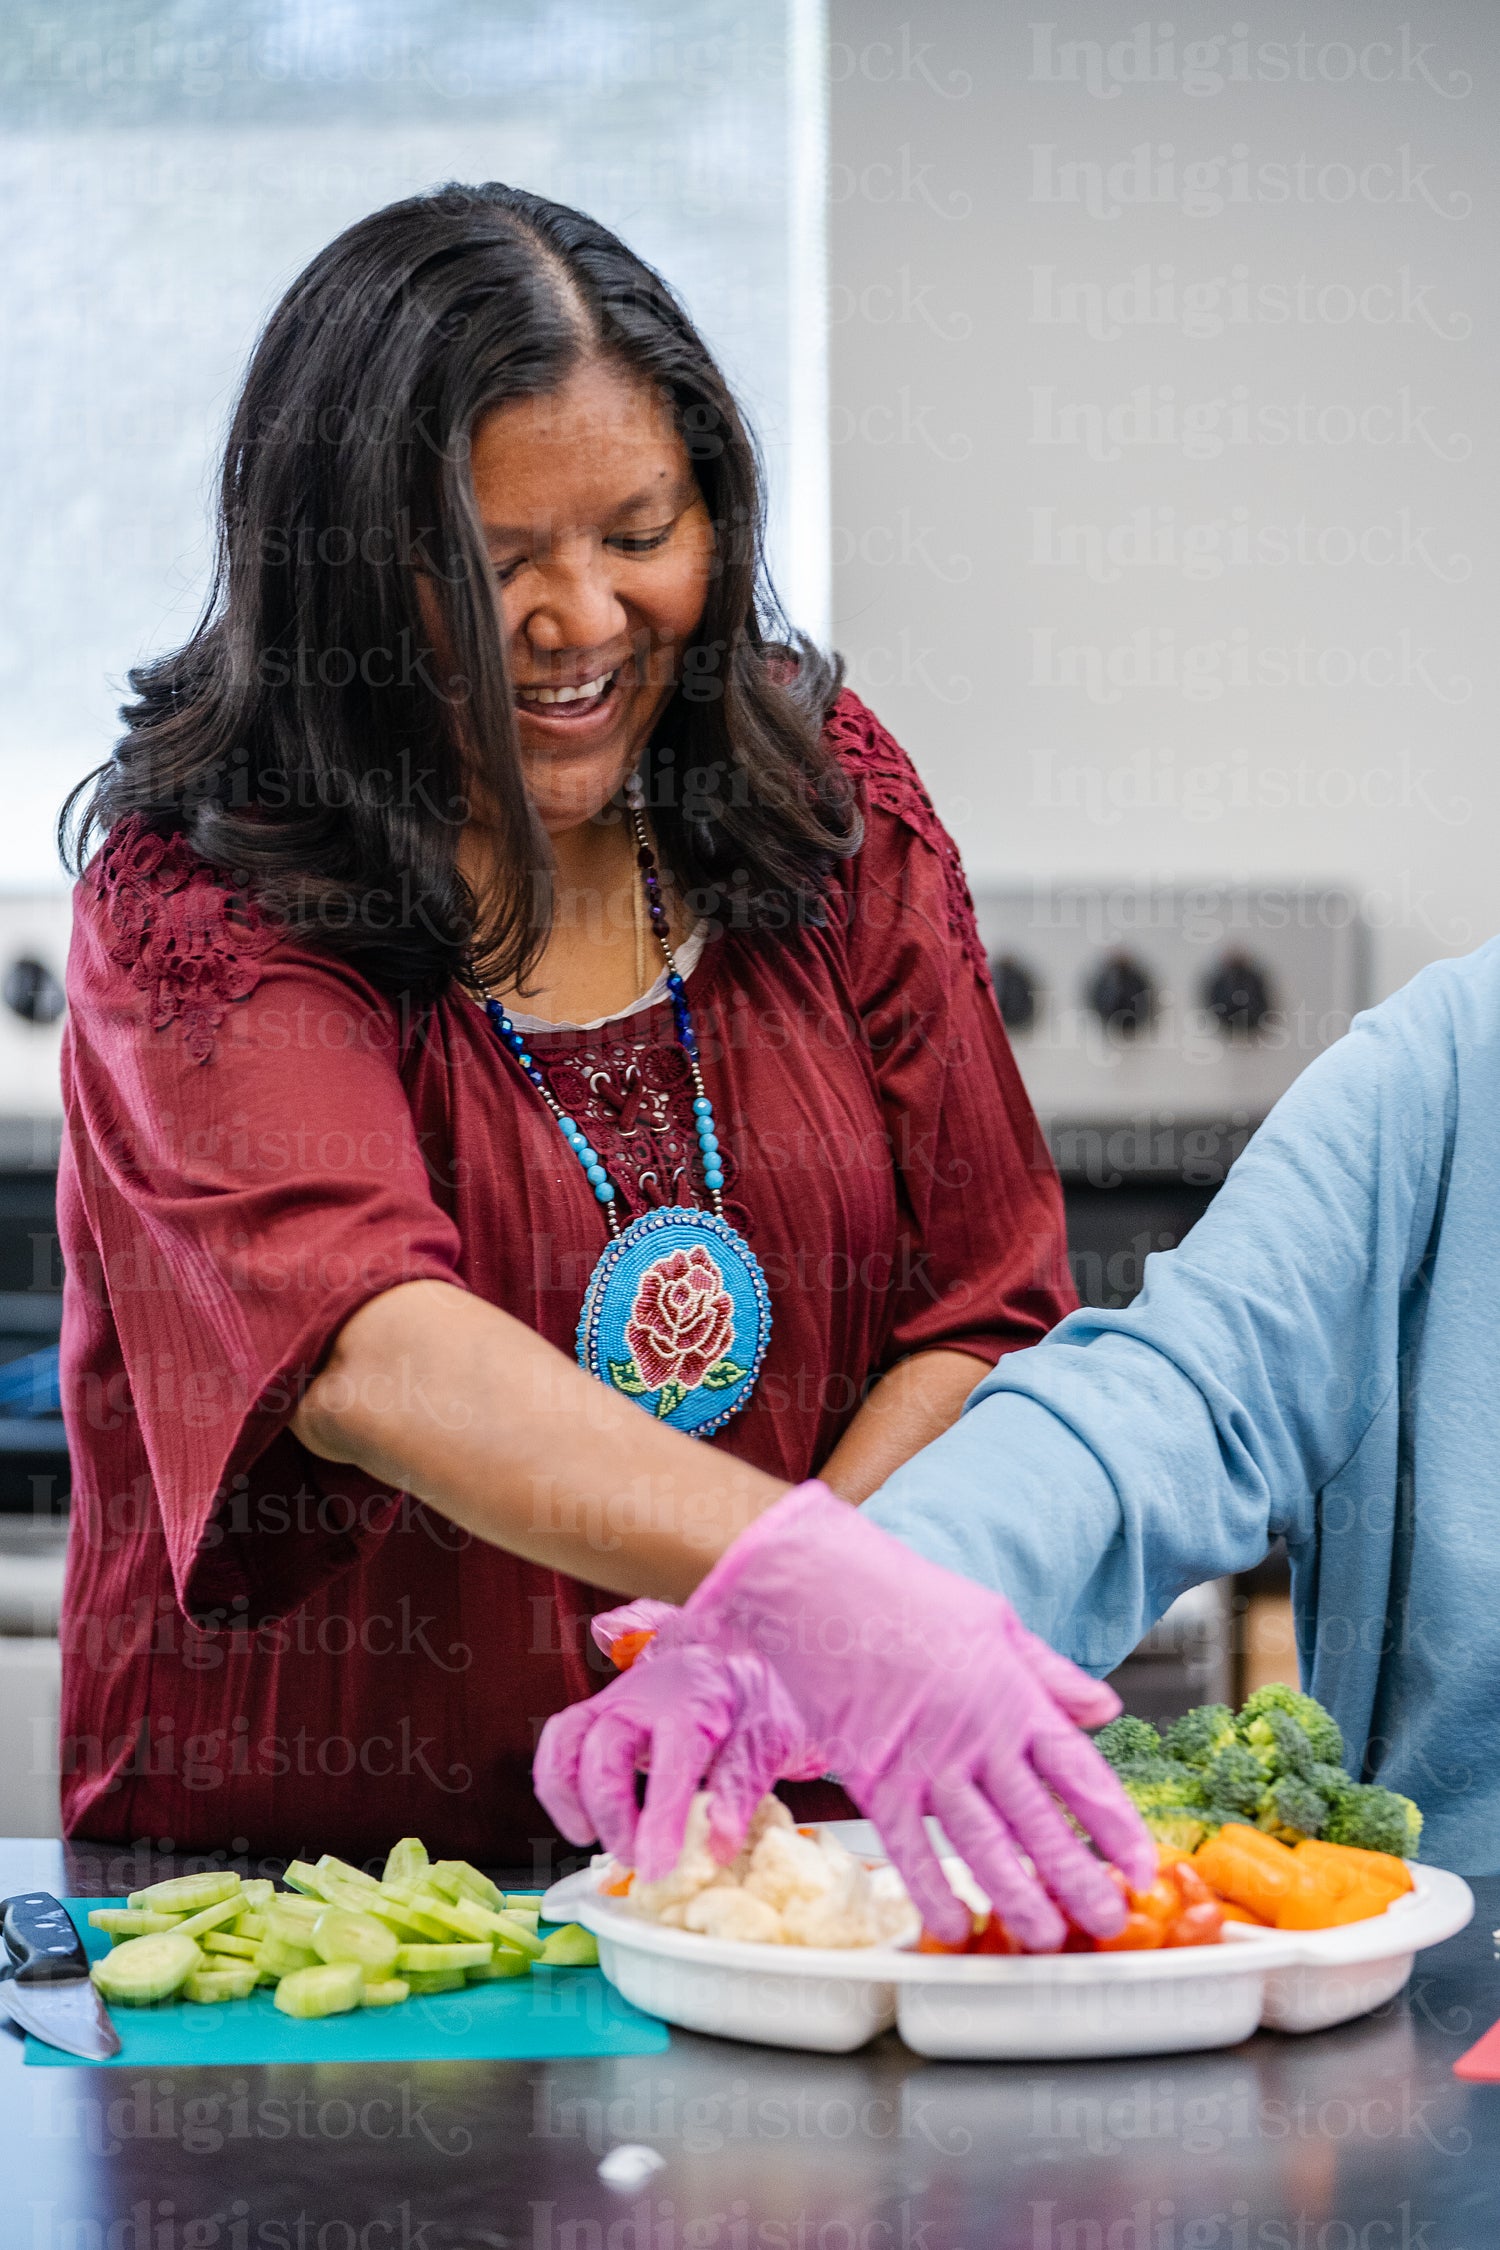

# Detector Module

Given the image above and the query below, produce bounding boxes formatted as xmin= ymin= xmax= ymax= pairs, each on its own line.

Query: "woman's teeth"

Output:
xmin=517 ymin=670 xmax=616 ymax=708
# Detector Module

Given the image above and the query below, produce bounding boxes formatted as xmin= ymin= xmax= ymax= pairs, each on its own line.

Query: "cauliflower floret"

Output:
xmin=681 ymin=1886 xmax=785 ymax=1945
xmin=781 ymin=1860 xmax=884 ymax=1949
xmin=625 ymin=1792 xmax=720 ymax=1920
xmin=744 ymin=1824 xmax=840 ymax=1912
xmin=869 ymin=1863 xmax=920 ymax=1945
xmin=616 ymin=1795 xmax=918 ymax=1950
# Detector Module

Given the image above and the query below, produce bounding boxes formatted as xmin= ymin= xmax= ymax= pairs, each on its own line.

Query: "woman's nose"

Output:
xmin=523 ymin=540 xmax=627 ymax=655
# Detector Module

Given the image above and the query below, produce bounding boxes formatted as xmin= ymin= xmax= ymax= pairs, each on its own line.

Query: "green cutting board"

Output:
xmin=23 ymin=1899 xmax=667 ymax=2066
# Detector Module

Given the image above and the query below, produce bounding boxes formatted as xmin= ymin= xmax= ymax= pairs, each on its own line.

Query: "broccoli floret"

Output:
xmin=1257 ymin=1774 xmax=1329 ymax=1841
xmin=1120 ymin=1759 xmax=1209 ymax=1814
xmin=1092 ymin=1715 xmax=1163 ymax=1770
xmin=1325 ymin=1785 xmax=1423 ymax=1858
xmin=1140 ymin=1808 xmax=1209 ymax=1853
xmin=1161 ymin=1704 xmax=1238 ymax=1768
xmin=1308 ymin=1760 xmax=1356 ymax=1808
xmin=1205 ymin=1743 xmax=1265 ymax=1816
xmin=1242 ymin=1706 xmax=1316 ymax=1780
xmin=1238 ymin=1684 xmax=1344 ymax=1768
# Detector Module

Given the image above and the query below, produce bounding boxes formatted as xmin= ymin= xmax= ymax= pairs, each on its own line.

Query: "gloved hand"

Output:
xmin=589 ymin=1597 xmax=677 ymax=1669
xmin=536 ymin=1640 xmax=823 ymax=1876
xmin=668 ymin=1482 xmax=1154 ymax=1949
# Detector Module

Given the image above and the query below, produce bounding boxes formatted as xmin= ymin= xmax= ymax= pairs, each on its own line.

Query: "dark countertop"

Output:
xmin=3 ymin=1838 xmax=1498 ymax=2250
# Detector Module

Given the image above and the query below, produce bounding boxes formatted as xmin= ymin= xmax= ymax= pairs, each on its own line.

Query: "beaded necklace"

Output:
xmin=475 ymin=770 xmax=771 ymax=1436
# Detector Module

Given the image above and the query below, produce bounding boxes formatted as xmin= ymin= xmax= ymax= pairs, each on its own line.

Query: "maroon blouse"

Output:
xmin=56 ymin=692 xmax=1075 ymax=1865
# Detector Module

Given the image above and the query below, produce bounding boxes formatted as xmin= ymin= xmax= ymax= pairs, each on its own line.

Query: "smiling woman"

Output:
xmin=51 ymin=183 xmax=1079 ymax=1869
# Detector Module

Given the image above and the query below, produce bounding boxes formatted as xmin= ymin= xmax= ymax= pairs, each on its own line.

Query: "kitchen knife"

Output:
xmin=0 ymin=1892 xmax=121 ymax=2060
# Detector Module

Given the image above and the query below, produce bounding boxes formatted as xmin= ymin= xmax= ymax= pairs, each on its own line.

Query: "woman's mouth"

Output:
xmin=514 ymin=668 xmax=622 ymax=725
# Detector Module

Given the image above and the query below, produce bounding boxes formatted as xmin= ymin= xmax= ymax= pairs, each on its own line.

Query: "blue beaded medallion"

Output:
xmin=476 ymin=768 xmax=772 ymax=1439
xmin=577 ymin=1205 xmax=771 ymax=1437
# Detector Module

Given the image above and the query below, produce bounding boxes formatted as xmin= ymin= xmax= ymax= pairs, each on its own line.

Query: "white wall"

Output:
xmin=829 ymin=0 xmax=1496 ymax=1000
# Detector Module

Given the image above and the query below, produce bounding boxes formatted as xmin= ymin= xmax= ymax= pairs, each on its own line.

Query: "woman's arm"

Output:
xmin=291 ymin=1278 xmax=786 ymax=1600
xmin=817 ymin=1348 xmax=983 ymax=1503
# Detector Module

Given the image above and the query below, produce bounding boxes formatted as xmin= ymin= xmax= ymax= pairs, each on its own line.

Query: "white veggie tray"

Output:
xmin=542 ymin=1834 xmax=1473 ymax=2060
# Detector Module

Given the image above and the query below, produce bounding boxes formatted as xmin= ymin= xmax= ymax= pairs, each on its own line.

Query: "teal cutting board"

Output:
xmin=23 ymin=1899 xmax=668 ymax=2066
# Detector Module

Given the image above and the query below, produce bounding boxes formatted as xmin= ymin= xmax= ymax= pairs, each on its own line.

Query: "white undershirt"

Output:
xmin=484 ymin=920 xmax=710 ymax=1035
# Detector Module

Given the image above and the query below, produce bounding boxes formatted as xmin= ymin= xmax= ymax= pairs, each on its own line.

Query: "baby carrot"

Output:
xmin=1292 ymin=1839 xmax=1412 ymax=1896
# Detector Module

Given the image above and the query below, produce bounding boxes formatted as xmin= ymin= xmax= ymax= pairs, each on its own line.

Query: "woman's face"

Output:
xmin=467 ymin=358 xmax=715 ymax=837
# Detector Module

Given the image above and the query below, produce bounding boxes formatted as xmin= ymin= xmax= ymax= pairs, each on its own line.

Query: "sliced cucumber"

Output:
xmin=538 ymin=1924 xmax=599 ymax=1968
xmin=281 ymin=1860 xmax=325 ymax=1898
xmin=233 ymin=1911 xmax=269 ymax=1943
xmin=314 ymin=1853 xmax=385 ymax=1898
xmin=273 ymin=1962 xmax=364 ymax=2020
xmin=254 ymin=1935 xmax=320 ymax=1980
xmin=428 ymin=1859 xmax=503 ymax=1912
xmin=239 ymin=1879 xmax=275 ymax=1910
xmin=88 ymin=1908 xmax=183 ymax=1939
xmin=488 ymin=1910 xmax=546 ymax=1960
xmin=202 ymin=1932 xmax=260 ymax=1961
xmin=359 ymin=1978 xmax=410 ymax=2008
xmin=503 ymin=1892 xmax=545 ymax=1912
xmin=501 ymin=1907 xmax=540 ymax=1932
xmin=394 ymin=1942 xmax=490 ymax=1973
xmin=175 ymin=1893 xmax=248 ymax=1941
xmin=401 ymin=1969 xmax=466 ymax=1995
xmin=466 ymin=1952 xmax=531 ymax=1981
xmin=126 ymin=1873 xmax=241 ymax=1916
xmin=91 ymin=1932 xmax=203 ymax=2005
xmin=409 ymin=1892 xmax=494 ymax=1942
xmin=382 ymin=1837 xmax=429 ymax=1888
xmin=265 ymin=1899 xmax=321 ymax=1943
xmin=312 ymin=1908 xmax=399 ymax=1980
xmin=184 ymin=1965 xmax=259 ymax=2004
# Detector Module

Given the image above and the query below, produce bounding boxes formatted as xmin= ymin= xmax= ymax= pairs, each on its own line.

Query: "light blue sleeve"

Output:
xmin=862 ymin=964 xmax=1459 ymax=1673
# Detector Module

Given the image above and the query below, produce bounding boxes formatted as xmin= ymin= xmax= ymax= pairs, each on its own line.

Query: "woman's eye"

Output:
xmin=609 ymin=526 xmax=674 ymax=557
xmin=491 ymin=557 xmax=527 ymax=585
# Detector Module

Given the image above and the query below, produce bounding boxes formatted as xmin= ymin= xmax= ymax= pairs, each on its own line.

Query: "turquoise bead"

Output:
xmin=586 ymin=1164 xmax=608 ymax=1187
xmin=704 ymin=1168 xmax=724 ymax=1191
xmin=594 ymin=1182 xmax=616 ymax=1203
xmin=557 ymin=1117 xmax=577 ymax=1136
xmin=692 ymin=1096 xmax=712 ymax=1115
xmin=698 ymin=1130 xmax=719 ymax=1153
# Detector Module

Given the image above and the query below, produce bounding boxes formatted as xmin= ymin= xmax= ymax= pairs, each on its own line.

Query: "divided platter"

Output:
xmin=542 ymin=1848 xmax=1474 ymax=2059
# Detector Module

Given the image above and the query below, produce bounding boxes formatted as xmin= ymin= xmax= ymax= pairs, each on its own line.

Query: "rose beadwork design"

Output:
xmin=577 ymin=1207 xmax=772 ymax=1437
xmin=609 ymin=1243 xmax=746 ymax=1418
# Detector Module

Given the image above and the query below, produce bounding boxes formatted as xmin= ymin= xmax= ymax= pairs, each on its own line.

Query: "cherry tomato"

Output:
xmin=1162 ymin=1901 xmax=1225 ymax=1948
xmin=1095 ymin=1910 xmax=1166 ymax=1952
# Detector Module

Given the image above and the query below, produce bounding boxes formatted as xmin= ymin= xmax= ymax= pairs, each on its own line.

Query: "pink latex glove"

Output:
xmin=536 ymin=1641 xmax=822 ymax=1875
xmin=668 ymin=1482 xmax=1155 ymax=1949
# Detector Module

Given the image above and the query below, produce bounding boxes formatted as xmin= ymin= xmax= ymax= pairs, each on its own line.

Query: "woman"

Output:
xmin=56 ymin=181 xmax=1098 ymax=1903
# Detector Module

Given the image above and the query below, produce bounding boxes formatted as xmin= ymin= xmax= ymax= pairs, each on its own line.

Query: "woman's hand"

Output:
xmin=635 ymin=1481 xmax=1154 ymax=1949
xmin=535 ymin=1642 xmax=825 ymax=1875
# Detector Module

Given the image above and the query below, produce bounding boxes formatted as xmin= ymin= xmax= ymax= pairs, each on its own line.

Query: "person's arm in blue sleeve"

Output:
xmin=861 ymin=966 xmax=1458 ymax=1675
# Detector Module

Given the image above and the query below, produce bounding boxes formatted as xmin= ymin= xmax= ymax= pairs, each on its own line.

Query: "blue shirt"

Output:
xmin=865 ymin=944 xmax=1500 ymax=1874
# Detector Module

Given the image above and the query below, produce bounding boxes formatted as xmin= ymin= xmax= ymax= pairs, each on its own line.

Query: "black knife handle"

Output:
xmin=2 ymin=1893 xmax=90 ymax=1985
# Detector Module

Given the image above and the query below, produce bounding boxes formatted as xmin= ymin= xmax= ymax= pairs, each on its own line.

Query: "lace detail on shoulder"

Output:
xmin=821 ymin=689 xmax=988 ymax=981
xmin=89 ymin=817 xmax=280 ymax=1063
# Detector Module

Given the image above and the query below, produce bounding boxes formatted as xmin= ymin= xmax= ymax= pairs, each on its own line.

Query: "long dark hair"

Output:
xmin=62 ymin=182 xmax=857 ymax=1000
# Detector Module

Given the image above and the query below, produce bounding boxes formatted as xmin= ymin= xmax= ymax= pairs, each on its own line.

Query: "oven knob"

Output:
xmin=1087 ymin=953 xmax=1155 ymax=1037
xmin=2 ymin=956 xmax=64 ymax=1026
xmin=989 ymin=954 xmax=1037 ymax=1034
xmin=1205 ymin=953 xmax=1272 ymax=1037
